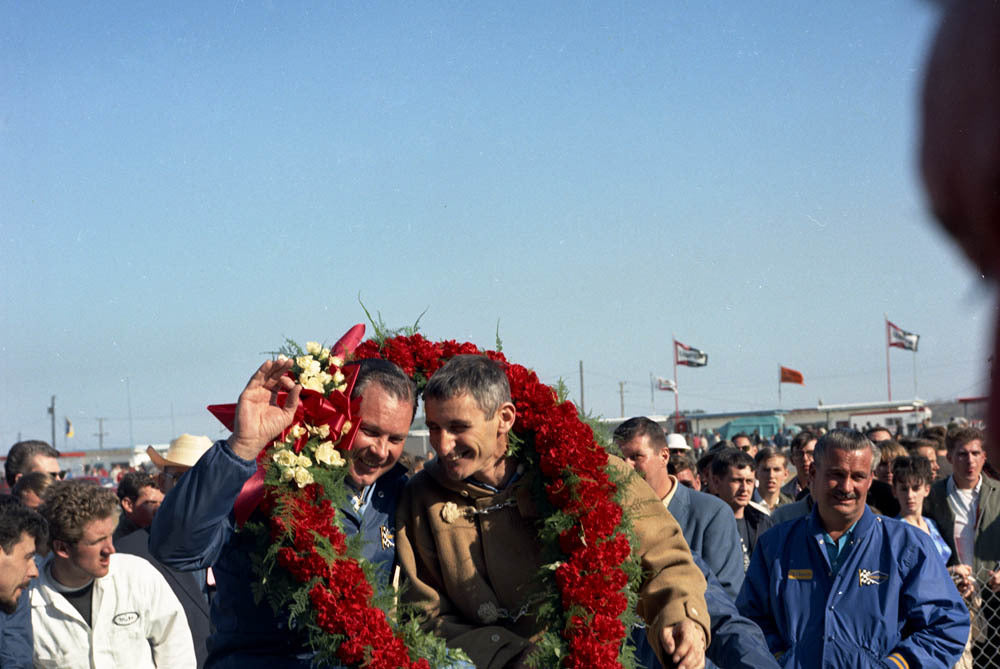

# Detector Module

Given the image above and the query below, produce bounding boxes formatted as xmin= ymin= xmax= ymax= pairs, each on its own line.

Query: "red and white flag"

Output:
xmin=674 ymin=340 xmax=708 ymax=367
xmin=887 ymin=319 xmax=919 ymax=352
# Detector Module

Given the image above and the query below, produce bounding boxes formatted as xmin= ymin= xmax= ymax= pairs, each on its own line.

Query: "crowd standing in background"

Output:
xmin=3 ymin=399 xmax=996 ymax=668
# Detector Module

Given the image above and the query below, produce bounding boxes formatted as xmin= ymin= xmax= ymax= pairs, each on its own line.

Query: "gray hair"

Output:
xmin=347 ymin=358 xmax=418 ymax=419
xmin=424 ymin=355 xmax=510 ymax=418
xmin=813 ymin=428 xmax=880 ymax=473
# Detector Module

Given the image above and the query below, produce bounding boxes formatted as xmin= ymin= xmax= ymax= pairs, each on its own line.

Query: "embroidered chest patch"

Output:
xmin=858 ymin=569 xmax=887 ymax=586
xmin=788 ymin=569 xmax=813 ymax=580
xmin=113 ymin=611 xmax=140 ymax=626
xmin=380 ymin=526 xmax=394 ymax=550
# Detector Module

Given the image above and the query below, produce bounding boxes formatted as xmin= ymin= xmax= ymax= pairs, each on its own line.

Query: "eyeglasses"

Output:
xmin=46 ymin=471 xmax=67 ymax=480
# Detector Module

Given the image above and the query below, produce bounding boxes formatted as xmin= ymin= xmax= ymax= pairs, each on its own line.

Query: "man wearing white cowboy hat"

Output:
xmin=147 ymin=434 xmax=214 ymax=493
xmin=668 ymin=432 xmax=692 ymax=455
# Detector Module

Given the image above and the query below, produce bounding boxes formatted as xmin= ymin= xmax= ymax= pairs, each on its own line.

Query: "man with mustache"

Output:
xmin=150 ymin=357 xmax=417 ymax=668
xmin=736 ymin=429 xmax=969 ymax=668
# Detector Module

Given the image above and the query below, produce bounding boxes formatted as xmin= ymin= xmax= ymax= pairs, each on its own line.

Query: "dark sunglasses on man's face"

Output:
xmin=46 ymin=471 xmax=67 ymax=480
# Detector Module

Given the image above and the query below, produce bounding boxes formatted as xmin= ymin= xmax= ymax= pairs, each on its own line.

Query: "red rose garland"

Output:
xmin=228 ymin=331 xmax=641 ymax=668
xmin=355 ymin=334 xmax=642 ymax=668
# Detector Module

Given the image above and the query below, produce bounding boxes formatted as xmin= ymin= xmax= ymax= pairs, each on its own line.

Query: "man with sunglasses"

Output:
xmin=4 ymin=441 xmax=63 ymax=490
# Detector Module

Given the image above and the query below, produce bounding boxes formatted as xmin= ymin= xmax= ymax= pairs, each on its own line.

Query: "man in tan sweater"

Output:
xmin=396 ymin=355 xmax=710 ymax=669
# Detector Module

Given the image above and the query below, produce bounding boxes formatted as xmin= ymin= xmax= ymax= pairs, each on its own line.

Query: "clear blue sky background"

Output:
xmin=2 ymin=1 xmax=993 ymax=452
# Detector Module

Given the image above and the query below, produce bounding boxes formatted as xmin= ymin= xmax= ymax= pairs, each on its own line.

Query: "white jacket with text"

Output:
xmin=30 ymin=552 xmax=195 ymax=668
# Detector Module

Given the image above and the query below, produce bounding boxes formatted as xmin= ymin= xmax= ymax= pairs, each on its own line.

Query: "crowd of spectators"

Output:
xmin=2 ymin=404 xmax=995 ymax=669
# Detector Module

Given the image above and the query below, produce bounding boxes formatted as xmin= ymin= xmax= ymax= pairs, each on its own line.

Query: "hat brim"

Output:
xmin=146 ymin=445 xmax=185 ymax=470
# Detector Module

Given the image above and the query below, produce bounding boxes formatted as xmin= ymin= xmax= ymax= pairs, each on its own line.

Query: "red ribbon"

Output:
xmin=332 ymin=323 xmax=365 ymax=358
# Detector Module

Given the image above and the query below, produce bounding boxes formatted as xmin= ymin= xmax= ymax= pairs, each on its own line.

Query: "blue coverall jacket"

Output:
xmin=736 ymin=505 xmax=969 ymax=669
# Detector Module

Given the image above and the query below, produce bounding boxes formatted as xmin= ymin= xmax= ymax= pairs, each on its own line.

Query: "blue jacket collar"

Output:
xmin=807 ymin=501 xmax=876 ymax=539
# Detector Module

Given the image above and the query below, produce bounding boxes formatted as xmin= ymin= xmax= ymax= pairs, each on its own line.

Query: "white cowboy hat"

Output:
xmin=147 ymin=434 xmax=213 ymax=469
xmin=666 ymin=433 xmax=691 ymax=451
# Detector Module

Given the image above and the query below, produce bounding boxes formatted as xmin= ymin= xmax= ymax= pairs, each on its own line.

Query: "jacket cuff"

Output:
xmin=885 ymin=651 xmax=910 ymax=669
xmin=216 ymin=438 xmax=259 ymax=470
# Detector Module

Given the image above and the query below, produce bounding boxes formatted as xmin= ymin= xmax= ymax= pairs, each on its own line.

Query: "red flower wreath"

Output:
xmin=214 ymin=328 xmax=641 ymax=669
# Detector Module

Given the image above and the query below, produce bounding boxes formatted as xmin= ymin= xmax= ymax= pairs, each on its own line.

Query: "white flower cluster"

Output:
xmin=271 ymin=420 xmax=350 ymax=489
xmin=293 ymin=342 xmax=347 ymax=394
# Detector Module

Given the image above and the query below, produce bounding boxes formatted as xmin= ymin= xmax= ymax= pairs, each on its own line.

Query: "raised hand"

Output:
xmin=226 ymin=359 xmax=302 ymax=461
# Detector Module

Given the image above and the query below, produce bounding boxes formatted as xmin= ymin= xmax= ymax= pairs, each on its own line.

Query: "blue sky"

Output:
xmin=2 ymin=1 xmax=993 ymax=452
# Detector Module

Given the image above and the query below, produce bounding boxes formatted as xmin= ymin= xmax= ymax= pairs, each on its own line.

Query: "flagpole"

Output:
xmin=778 ymin=365 xmax=782 ymax=407
xmin=913 ymin=350 xmax=918 ymax=399
xmin=672 ymin=337 xmax=680 ymax=426
xmin=885 ymin=316 xmax=892 ymax=402
xmin=649 ymin=372 xmax=654 ymax=411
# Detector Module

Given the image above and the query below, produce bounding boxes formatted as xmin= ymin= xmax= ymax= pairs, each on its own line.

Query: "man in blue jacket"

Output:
xmin=616 ymin=418 xmax=778 ymax=669
xmin=150 ymin=357 xmax=417 ymax=669
xmin=737 ymin=429 xmax=969 ymax=669
xmin=614 ymin=417 xmax=744 ymax=598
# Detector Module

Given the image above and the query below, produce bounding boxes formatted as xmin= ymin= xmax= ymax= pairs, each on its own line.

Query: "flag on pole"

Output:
xmin=657 ymin=377 xmax=678 ymax=392
xmin=887 ymin=319 xmax=919 ymax=352
xmin=779 ymin=366 xmax=804 ymax=385
xmin=65 ymin=418 xmax=74 ymax=438
xmin=674 ymin=340 xmax=708 ymax=367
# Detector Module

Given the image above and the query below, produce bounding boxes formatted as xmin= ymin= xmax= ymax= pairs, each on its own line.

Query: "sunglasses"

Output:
xmin=46 ymin=471 xmax=68 ymax=480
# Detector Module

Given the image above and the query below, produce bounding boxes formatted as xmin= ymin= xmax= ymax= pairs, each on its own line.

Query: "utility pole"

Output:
xmin=579 ymin=360 xmax=585 ymax=414
xmin=619 ymin=381 xmax=625 ymax=417
xmin=47 ymin=396 xmax=56 ymax=449
xmin=124 ymin=376 xmax=135 ymax=448
xmin=94 ymin=418 xmax=109 ymax=450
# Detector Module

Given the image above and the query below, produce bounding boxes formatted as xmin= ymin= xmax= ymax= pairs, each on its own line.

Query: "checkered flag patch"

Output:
xmin=380 ymin=526 xmax=395 ymax=550
xmin=858 ymin=569 xmax=887 ymax=586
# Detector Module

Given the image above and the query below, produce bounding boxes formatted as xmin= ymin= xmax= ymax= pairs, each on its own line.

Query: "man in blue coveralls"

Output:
xmin=737 ymin=428 xmax=969 ymax=669
xmin=150 ymin=357 xmax=417 ymax=668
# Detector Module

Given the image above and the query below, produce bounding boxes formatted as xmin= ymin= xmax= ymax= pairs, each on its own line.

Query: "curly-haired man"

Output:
xmin=32 ymin=480 xmax=194 ymax=668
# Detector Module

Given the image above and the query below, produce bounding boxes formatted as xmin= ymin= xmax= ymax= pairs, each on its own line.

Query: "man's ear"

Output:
xmin=50 ymin=539 xmax=72 ymax=560
xmin=495 ymin=401 xmax=516 ymax=438
xmin=120 ymin=497 xmax=134 ymax=515
xmin=658 ymin=447 xmax=671 ymax=460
